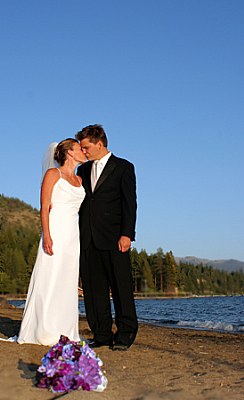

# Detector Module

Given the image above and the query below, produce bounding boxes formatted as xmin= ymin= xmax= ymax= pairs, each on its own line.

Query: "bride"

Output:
xmin=17 ymin=138 xmax=86 ymax=345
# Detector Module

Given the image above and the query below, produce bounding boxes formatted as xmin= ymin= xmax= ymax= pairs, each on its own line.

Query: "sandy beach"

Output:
xmin=0 ymin=303 xmax=243 ymax=400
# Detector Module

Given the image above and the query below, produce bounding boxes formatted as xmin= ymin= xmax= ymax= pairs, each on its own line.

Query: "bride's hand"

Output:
xmin=43 ymin=235 xmax=54 ymax=256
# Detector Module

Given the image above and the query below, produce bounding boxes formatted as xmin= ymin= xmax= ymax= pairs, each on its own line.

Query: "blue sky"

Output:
xmin=0 ymin=0 xmax=243 ymax=260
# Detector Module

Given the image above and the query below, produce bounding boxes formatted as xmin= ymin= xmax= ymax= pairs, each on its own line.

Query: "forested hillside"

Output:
xmin=0 ymin=194 xmax=244 ymax=295
xmin=0 ymin=195 xmax=40 ymax=293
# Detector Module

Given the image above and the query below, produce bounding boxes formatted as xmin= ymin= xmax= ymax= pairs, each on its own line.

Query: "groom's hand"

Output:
xmin=118 ymin=236 xmax=131 ymax=252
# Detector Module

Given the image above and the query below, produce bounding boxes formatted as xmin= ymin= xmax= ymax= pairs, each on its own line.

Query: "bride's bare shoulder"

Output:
xmin=42 ymin=168 xmax=60 ymax=184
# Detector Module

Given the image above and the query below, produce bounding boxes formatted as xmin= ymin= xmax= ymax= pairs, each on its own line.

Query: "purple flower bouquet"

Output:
xmin=36 ymin=335 xmax=108 ymax=393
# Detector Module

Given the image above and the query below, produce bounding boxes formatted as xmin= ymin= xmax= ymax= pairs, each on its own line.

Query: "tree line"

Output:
xmin=0 ymin=195 xmax=244 ymax=295
xmin=130 ymin=247 xmax=244 ymax=296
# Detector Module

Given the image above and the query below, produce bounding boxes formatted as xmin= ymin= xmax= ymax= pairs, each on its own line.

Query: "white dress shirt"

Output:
xmin=91 ymin=152 xmax=111 ymax=191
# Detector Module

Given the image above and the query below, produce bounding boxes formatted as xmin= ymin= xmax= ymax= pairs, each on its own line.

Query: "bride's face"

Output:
xmin=71 ymin=142 xmax=87 ymax=163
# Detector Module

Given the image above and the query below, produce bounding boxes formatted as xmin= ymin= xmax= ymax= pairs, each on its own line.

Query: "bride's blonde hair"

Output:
xmin=54 ymin=138 xmax=79 ymax=166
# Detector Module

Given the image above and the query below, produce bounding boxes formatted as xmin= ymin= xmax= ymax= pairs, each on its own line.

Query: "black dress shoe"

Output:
xmin=87 ymin=339 xmax=112 ymax=348
xmin=112 ymin=342 xmax=129 ymax=351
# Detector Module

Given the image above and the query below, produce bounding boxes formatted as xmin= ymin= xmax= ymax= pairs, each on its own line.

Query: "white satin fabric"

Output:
xmin=18 ymin=178 xmax=85 ymax=345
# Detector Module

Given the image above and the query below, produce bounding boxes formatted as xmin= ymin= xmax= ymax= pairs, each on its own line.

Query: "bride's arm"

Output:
xmin=40 ymin=168 xmax=59 ymax=255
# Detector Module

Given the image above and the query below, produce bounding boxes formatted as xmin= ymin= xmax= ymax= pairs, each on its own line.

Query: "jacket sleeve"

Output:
xmin=120 ymin=162 xmax=137 ymax=241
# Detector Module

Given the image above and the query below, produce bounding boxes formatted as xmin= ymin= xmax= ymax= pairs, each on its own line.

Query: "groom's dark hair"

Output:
xmin=75 ymin=124 xmax=108 ymax=147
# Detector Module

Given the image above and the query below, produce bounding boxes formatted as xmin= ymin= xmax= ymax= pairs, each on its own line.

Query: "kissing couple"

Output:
xmin=18 ymin=124 xmax=138 ymax=352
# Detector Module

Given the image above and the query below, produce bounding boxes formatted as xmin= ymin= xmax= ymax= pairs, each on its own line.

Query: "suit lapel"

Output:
xmin=83 ymin=162 xmax=93 ymax=194
xmin=94 ymin=155 xmax=116 ymax=193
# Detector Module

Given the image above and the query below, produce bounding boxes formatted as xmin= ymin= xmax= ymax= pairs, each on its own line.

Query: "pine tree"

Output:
xmin=149 ymin=247 xmax=164 ymax=292
xmin=139 ymin=250 xmax=154 ymax=293
xmin=130 ymin=247 xmax=142 ymax=293
xmin=163 ymin=251 xmax=177 ymax=294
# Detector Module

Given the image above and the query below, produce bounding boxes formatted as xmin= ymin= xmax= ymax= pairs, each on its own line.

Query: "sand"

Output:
xmin=0 ymin=304 xmax=243 ymax=400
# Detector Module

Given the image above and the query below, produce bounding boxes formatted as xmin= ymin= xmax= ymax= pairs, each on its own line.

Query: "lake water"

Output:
xmin=9 ymin=295 xmax=244 ymax=334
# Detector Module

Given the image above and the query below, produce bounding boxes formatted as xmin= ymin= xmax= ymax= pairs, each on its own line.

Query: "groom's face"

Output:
xmin=80 ymin=138 xmax=102 ymax=161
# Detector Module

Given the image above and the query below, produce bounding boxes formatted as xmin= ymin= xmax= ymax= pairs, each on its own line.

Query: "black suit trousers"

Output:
xmin=80 ymin=241 xmax=138 ymax=346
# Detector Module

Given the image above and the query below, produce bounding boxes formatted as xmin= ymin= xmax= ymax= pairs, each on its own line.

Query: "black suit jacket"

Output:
xmin=77 ymin=154 xmax=137 ymax=250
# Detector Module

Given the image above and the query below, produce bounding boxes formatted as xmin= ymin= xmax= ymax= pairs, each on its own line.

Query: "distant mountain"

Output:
xmin=175 ymin=256 xmax=244 ymax=272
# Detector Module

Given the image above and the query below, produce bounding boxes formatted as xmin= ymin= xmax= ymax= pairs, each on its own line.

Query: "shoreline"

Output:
xmin=0 ymin=307 xmax=244 ymax=400
xmin=136 ymin=319 xmax=244 ymax=336
xmin=5 ymin=296 xmax=244 ymax=336
xmin=4 ymin=293 xmax=244 ymax=301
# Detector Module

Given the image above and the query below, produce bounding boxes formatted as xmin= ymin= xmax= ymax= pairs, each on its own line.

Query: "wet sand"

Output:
xmin=0 ymin=305 xmax=243 ymax=400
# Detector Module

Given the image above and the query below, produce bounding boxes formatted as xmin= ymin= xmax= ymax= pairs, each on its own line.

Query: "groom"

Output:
xmin=76 ymin=124 xmax=138 ymax=350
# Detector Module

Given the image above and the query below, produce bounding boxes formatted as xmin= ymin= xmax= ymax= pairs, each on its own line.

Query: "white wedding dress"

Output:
xmin=17 ymin=172 xmax=86 ymax=346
